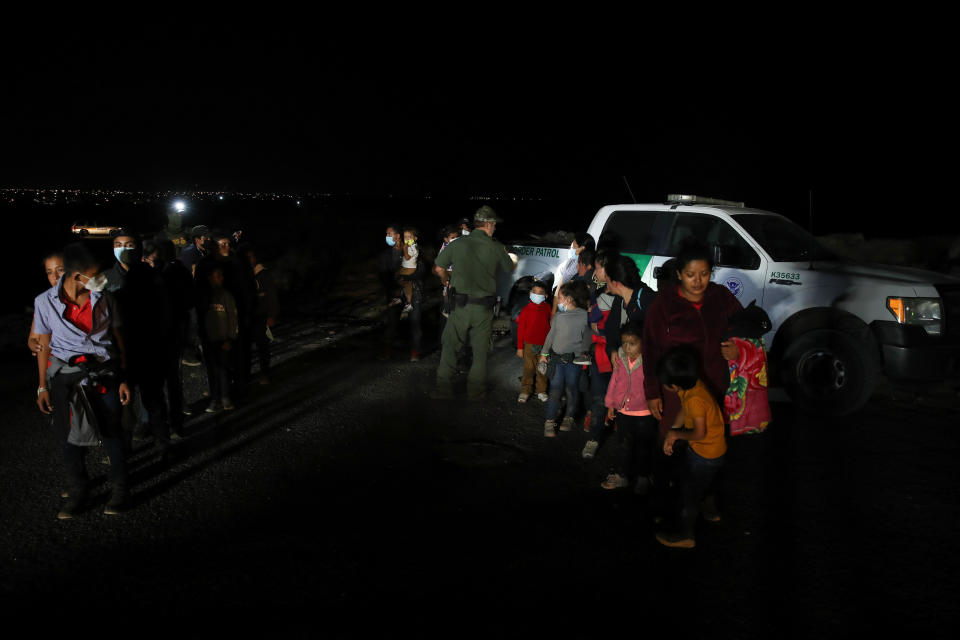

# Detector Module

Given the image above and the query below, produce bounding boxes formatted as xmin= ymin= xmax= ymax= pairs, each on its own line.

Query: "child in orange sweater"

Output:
xmin=655 ymin=346 xmax=726 ymax=549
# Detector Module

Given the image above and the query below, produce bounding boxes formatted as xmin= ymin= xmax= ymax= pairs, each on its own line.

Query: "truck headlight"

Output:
xmin=886 ymin=297 xmax=942 ymax=336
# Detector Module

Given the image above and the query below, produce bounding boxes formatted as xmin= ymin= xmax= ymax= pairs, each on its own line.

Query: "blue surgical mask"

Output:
xmin=114 ymin=247 xmax=135 ymax=264
xmin=529 ymin=292 xmax=545 ymax=305
xmin=568 ymin=247 xmax=576 ymax=260
xmin=558 ymin=303 xmax=569 ymax=312
xmin=385 ymin=236 xmax=396 ymax=247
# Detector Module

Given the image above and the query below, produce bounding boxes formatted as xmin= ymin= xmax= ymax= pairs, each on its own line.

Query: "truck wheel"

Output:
xmin=780 ymin=328 xmax=879 ymax=416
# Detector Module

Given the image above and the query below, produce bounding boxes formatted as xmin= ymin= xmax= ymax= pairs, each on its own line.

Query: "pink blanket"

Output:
xmin=724 ymin=337 xmax=771 ymax=436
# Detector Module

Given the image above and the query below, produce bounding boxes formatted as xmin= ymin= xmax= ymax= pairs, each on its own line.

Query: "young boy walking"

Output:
xmin=655 ymin=346 xmax=727 ymax=549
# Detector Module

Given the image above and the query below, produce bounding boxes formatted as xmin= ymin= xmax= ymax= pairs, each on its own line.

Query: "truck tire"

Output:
xmin=780 ymin=328 xmax=879 ymax=416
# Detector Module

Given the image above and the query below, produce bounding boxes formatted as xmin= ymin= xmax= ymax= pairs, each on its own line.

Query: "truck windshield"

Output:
xmin=732 ymin=214 xmax=838 ymax=262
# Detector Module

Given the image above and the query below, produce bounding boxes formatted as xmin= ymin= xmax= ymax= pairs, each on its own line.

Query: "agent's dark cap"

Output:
xmin=190 ymin=225 xmax=210 ymax=239
xmin=474 ymin=205 xmax=503 ymax=224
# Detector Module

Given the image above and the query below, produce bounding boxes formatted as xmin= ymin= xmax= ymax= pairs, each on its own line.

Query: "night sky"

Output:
xmin=2 ymin=20 xmax=949 ymax=231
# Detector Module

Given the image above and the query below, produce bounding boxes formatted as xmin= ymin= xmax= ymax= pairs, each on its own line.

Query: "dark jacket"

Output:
xmin=642 ymin=282 xmax=743 ymax=402
xmin=253 ymin=265 xmax=280 ymax=318
xmin=378 ymin=245 xmax=403 ymax=303
xmin=205 ymin=287 xmax=238 ymax=343
xmin=113 ymin=262 xmax=170 ymax=383
xmin=161 ymin=258 xmax=195 ymax=326
xmin=604 ymin=285 xmax=656 ymax=360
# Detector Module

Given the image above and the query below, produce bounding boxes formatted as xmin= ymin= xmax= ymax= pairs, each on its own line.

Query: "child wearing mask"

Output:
xmin=539 ymin=280 xmax=592 ymax=437
xmin=515 ymin=281 xmax=551 ymax=403
xmin=395 ymin=227 xmax=419 ymax=313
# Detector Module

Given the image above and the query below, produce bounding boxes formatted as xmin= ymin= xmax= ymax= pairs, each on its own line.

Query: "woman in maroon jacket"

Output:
xmin=642 ymin=242 xmax=743 ymax=433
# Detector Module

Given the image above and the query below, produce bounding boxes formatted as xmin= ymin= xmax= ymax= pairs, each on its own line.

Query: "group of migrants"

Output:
xmin=30 ymin=216 xmax=279 ymax=519
xmin=420 ymin=206 xmax=771 ymax=549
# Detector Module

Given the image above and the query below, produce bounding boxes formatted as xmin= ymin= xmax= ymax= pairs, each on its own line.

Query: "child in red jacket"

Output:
xmin=515 ymin=281 xmax=551 ymax=403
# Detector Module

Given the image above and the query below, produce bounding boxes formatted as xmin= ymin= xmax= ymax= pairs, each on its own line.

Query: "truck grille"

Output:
xmin=937 ymin=284 xmax=960 ymax=343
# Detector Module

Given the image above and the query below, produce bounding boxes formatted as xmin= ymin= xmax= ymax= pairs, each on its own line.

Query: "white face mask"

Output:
xmin=81 ymin=273 xmax=107 ymax=293
xmin=529 ymin=292 xmax=546 ymax=305
xmin=461 ymin=229 xmax=469 ymax=236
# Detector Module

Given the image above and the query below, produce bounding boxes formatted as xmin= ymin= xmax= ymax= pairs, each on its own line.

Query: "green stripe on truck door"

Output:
xmin=623 ymin=253 xmax=653 ymax=278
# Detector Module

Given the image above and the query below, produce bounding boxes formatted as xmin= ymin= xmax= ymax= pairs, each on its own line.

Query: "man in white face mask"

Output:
xmin=32 ymin=242 xmax=131 ymax=519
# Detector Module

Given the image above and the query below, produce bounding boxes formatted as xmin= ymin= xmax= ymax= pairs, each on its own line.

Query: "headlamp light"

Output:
xmin=886 ymin=297 xmax=942 ymax=336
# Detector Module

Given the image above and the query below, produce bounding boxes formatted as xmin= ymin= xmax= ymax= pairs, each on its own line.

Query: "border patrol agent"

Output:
xmin=433 ymin=205 xmax=516 ymax=399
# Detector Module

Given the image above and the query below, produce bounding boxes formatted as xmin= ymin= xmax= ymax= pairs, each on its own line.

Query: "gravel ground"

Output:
xmin=1 ymin=289 xmax=959 ymax=637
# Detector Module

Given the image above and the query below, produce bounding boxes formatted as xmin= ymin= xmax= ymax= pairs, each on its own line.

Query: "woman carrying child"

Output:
xmin=539 ymin=280 xmax=592 ymax=437
xmin=396 ymin=227 xmax=420 ymax=313
xmin=600 ymin=319 xmax=658 ymax=492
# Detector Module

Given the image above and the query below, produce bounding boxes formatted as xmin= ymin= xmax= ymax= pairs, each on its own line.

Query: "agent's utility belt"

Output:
xmin=449 ymin=288 xmax=497 ymax=311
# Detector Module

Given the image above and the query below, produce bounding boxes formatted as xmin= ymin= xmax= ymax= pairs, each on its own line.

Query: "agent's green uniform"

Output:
xmin=434 ymin=222 xmax=515 ymax=399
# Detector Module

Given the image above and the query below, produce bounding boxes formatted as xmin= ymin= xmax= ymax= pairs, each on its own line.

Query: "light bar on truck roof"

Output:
xmin=667 ymin=194 xmax=745 ymax=208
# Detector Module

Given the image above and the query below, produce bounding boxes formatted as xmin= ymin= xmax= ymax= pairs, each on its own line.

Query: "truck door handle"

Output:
xmin=653 ymin=267 xmax=662 ymax=279
xmin=769 ymin=278 xmax=802 ymax=286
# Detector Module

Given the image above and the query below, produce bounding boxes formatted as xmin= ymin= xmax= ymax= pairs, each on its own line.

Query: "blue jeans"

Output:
xmin=545 ymin=362 xmax=581 ymax=422
xmin=680 ymin=448 xmax=725 ymax=536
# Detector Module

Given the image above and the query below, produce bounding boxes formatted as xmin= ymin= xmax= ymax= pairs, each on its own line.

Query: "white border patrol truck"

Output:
xmin=498 ymin=195 xmax=960 ymax=416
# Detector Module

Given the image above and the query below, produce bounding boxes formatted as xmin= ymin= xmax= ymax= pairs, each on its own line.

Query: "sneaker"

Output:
xmin=544 ymin=420 xmax=557 ymax=438
xmin=656 ymin=530 xmax=695 ymax=549
xmin=581 ymin=440 xmax=599 ymax=459
xmin=389 ymin=297 xmax=403 ymax=307
xmin=103 ymin=489 xmax=128 ymax=516
xmin=560 ymin=416 xmax=575 ymax=432
xmin=410 ymin=350 xmax=419 ymax=362
xmin=205 ymin=401 xmax=223 ymax=414
xmin=222 ymin=399 xmax=236 ymax=411
xmin=57 ymin=491 xmax=87 ymax=520
xmin=537 ymin=392 xmax=549 ymax=402
xmin=181 ymin=356 xmax=202 ymax=367
xmin=402 ymin=304 xmax=413 ymax=312
xmin=700 ymin=496 xmax=722 ymax=523
xmin=573 ymin=353 xmax=591 ymax=365
xmin=601 ymin=473 xmax=629 ymax=490
xmin=517 ymin=393 xmax=530 ymax=404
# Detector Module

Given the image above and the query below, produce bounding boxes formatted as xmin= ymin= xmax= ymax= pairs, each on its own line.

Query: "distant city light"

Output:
xmin=219 ymin=195 xmax=224 ymax=200
xmin=173 ymin=200 xmax=186 ymax=213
